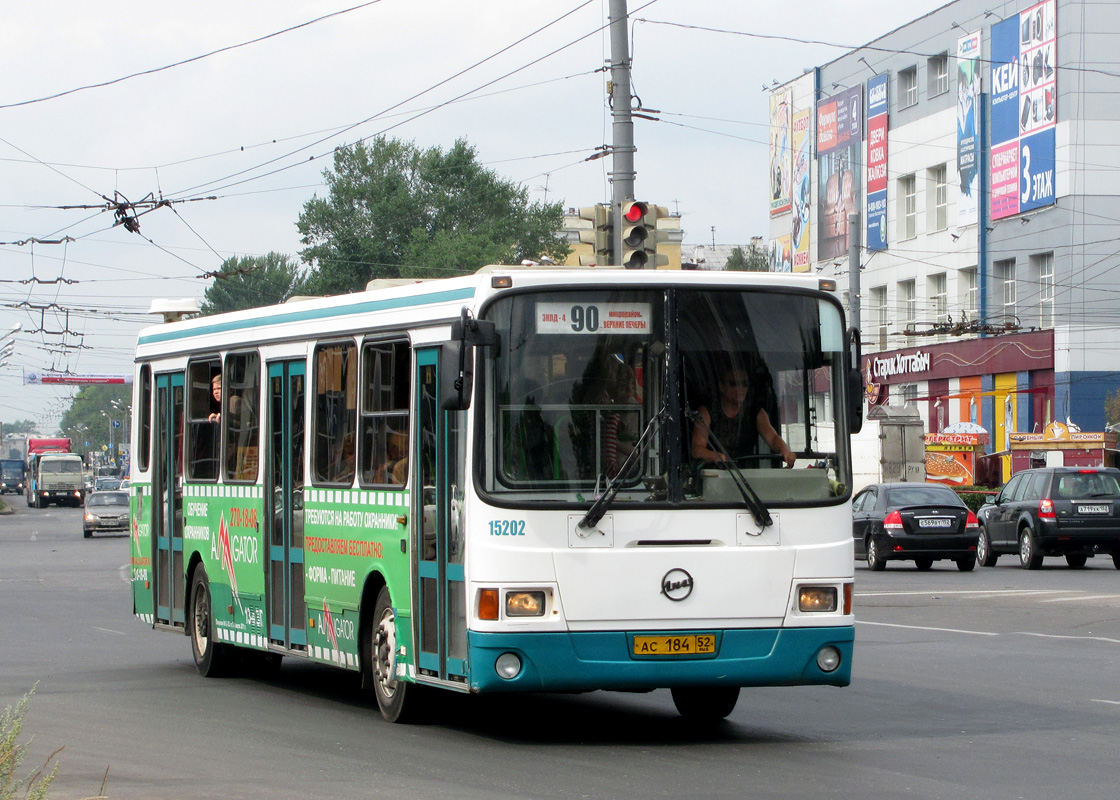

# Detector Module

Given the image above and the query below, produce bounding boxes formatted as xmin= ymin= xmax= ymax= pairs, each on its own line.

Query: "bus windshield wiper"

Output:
xmin=686 ymin=409 xmax=772 ymax=528
xmin=579 ymin=406 xmax=665 ymax=530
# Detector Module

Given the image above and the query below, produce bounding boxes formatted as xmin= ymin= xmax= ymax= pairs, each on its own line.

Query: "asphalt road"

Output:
xmin=2 ymin=494 xmax=1118 ymax=800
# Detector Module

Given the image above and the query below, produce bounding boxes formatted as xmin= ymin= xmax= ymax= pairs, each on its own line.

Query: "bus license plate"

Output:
xmin=1078 ymin=504 xmax=1109 ymax=514
xmin=632 ymin=634 xmax=717 ymax=656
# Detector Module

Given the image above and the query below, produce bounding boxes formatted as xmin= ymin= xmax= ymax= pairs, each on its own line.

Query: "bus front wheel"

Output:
xmin=190 ymin=567 xmax=232 ymax=677
xmin=670 ymin=686 xmax=740 ymax=721
xmin=367 ymin=585 xmax=425 ymax=723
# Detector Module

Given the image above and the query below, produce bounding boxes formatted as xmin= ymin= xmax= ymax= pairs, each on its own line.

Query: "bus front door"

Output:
xmin=266 ymin=360 xmax=307 ymax=650
xmin=414 ymin=349 xmax=468 ymax=684
xmin=153 ymin=372 xmax=186 ymax=628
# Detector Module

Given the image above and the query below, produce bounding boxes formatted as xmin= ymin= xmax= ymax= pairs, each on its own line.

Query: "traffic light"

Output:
xmin=573 ymin=204 xmax=612 ymax=266
xmin=620 ymin=200 xmax=650 ymax=268
xmin=642 ymin=204 xmax=672 ymax=269
xmin=621 ymin=201 xmax=673 ymax=269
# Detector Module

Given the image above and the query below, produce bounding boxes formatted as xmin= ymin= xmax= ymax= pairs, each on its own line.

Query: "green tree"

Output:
xmin=200 ymin=253 xmax=303 ymax=316
xmin=59 ymin=385 xmax=131 ymax=464
xmin=724 ymin=245 xmax=768 ymax=272
xmin=297 ymin=137 xmax=568 ymax=294
xmin=0 ymin=419 xmax=36 ymax=435
xmin=1106 ymin=387 xmax=1120 ymax=428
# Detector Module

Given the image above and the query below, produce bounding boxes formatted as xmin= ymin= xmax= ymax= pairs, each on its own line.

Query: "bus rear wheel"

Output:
xmin=367 ymin=585 xmax=425 ymax=723
xmin=190 ymin=567 xmax=232 ymax=677
xmin=670 ymin=686 xmax=740 ymax=721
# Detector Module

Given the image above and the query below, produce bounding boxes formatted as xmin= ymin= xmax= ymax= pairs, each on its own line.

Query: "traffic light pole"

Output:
xmin=608 ymin=0 xmax=636 ymax=266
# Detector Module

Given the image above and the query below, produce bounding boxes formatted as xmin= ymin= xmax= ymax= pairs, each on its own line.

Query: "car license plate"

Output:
xmin=918 ymin=517 xmax=953 ymax=528
xmin=1078 ymin=504 xmax=1109 ymax=514
xmin=632 ymin=634 xmax=717 ymax=656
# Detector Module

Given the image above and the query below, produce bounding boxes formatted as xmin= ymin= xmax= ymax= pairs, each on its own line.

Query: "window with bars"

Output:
xmin=871 ymin=286 xmax=888 ymax=349
xmin=928 ymin=165 xmax=947 ymax=231
xmin=995 ymin=259 xmax=1016 ymax=319
xmin=928 ymin=53 xmax=949 ymax=97
xmin=898 ymin=279 xmax=916 ymax=331
xmin=899 ymin=66 xmax=918 ymax=108
xmin=1034 ymin=252 xmax=1055 ymax=328
xmin=929 ymin=273 xmax=947 ymax=323
xmin=960 ymin=267 xmax=978 ymax=318
xmin=899 ymin=174 xmax=917 ymax=239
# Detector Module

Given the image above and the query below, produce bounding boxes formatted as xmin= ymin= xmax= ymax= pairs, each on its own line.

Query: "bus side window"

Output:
xmin=137 ymin=364 xmax=152 ymax=473
xmin=359 ymin=340 xmax=411 ymax=486
xmin=187 ymin=359 xmax=221 ymax=481
xmin=313 ymin=341 xmax=358 ymax=486
xmin=223 ymin=352 xmax=260 ymax=482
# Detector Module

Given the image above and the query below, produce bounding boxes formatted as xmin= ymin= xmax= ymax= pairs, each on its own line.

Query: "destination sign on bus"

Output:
xmin=535 ymin=302 xmax=651 ymax=335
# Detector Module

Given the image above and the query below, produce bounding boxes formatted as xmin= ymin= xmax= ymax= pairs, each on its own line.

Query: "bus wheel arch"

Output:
xmin=363 ymin=582 xmax=426 ymax=723
xmin=357 ymin=571 xmax=388 ymax=694
xmin=189 ymin=564 xmax=233 ymax=677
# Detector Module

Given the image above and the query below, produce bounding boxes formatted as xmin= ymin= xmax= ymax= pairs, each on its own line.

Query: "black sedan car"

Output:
xmin=83 ymin=490 xmax=130 ymax=538
xmin=853 ymin=482 xmax=979 ymax=571
xmin=976 ymin=467 xmax=1120 ymax=569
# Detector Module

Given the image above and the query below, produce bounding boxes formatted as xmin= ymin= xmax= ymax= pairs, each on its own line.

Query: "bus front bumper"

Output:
xmin=466 ymin=626 xmax=854 ymax=693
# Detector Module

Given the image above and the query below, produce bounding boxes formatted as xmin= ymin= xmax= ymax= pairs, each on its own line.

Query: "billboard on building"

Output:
xmin=769 ymin=90 xmax=792 ymax=215
xmin=817 ymin=85 xmax=863 ymax=261
xmin=791 ymin=108 xmax=812 ymax=271
xmin=990 ymin=0 xmax=1057 ymax=220
xmin=865 ymin=73 xmax=889 ymax=251
xmin=768 ymin=235 xmax=792 ymax=272
xmin=956 ymin=31 xmax=981 ymax=227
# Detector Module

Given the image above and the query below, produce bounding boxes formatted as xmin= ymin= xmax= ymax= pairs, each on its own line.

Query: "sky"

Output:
xmin=0 ymin=0 xmax=946 ymax=429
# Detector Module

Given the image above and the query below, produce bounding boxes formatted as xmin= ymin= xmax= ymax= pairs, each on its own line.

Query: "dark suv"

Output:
xmin=976 ymin=467 xmax=1120 ymax=569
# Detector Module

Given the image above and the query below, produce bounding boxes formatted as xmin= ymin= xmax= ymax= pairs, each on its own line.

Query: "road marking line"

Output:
xmin=1015 ymin=632 xmax=1120 ymax=644
xmin=857 ymin=589 xmax=1071 ymax=597
xmin=1040 ymin=594 xmax=1120 ymax=603
xmin=857 ymin=620 xmax=999 ymax=636
xmin=92 ymin=626 xmax=127 ymax=636
xmin=1091 ymin=699 xmax=1120 ymax=706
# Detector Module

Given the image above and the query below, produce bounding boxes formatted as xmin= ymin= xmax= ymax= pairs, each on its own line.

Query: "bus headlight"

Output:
xmin=816 ymin=646 xmax=842 ymax=673
xmin=798 ymin=586 xmax=838 ymax=612
xmin=506 ymin=591 xmax=545 ymax=617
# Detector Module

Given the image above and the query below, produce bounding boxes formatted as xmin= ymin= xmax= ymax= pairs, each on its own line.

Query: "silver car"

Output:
xmin=83 ymin=490 xmax=130 ymax=538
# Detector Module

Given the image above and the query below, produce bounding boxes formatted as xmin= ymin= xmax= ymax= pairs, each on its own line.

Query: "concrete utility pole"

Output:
xmin=608 ymin=0 xmax=636 ymax=266
xmin=848 ymin=213 xmax=861 ymax=333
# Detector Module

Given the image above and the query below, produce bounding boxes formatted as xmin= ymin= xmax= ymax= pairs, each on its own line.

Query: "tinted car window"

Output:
xmin=999 ymin=474 xmax=1023 ymax=503
xmin=1028 ymin=471 xmax=1050 ymax=500
xmin=886 ymin=485 xmax=964 ymax=507
xmin=853 ymin=490 xmax=873 ymax=511
xmin=88 ymin=491 xmax=129 ymax=507
xmin=1056 ymin=472 xmax=1120 ymax=498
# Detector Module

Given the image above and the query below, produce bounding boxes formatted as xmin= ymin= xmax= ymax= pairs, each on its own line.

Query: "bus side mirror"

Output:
xmin=847 ymin=327 xmax=863 ymax=435
xmin=440 ymin=340 xmax=473 ymax=411
xmin=441 ymin=309 xmax=498 ymax=411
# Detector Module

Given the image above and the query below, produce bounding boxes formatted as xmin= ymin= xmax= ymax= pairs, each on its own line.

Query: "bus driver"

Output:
xmin=691 ymin=363 xmax=795 ymax=468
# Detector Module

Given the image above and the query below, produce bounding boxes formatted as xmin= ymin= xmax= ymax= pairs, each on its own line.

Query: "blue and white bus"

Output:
xmin=131 ymin=265 xmax=862 ymax=722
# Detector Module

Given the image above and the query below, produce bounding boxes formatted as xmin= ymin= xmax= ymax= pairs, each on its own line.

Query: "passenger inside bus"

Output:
xmin=586 ymin=352 xmax=641 ymax=479
xmin=691 ymin=362 xmax=795 ymax=468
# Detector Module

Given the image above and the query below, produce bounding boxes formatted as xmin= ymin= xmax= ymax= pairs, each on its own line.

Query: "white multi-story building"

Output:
xmin=768 ymin=0 xmax=1119 ymax=481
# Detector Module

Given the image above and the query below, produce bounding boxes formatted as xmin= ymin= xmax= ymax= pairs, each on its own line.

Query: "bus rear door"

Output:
xmin=266 ymin=360 xmax=307 ymax=650
xmin=153 ymin=372 xmax=186 ymax=627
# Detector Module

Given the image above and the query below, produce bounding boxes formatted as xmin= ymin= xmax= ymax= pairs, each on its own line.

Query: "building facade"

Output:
xmin=769 ymin=0 xmax=1120 ymax=480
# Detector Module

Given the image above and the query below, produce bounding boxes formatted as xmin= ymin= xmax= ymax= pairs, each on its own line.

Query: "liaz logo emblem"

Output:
xmin=661 ymin=568 xmax=693 ymax=602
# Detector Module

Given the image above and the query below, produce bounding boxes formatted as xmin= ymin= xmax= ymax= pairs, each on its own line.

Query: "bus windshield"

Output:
xmin=480 ymin=286 xmax=851 ymax=506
